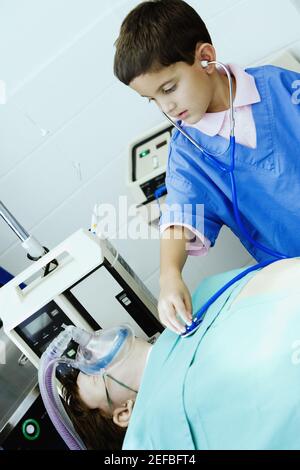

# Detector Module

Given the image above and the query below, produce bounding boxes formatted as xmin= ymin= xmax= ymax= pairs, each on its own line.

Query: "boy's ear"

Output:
xmin=112 ymin=400 xmax=134 ymax=428
xmin=194 ymin=42 xmax=216 ymax=67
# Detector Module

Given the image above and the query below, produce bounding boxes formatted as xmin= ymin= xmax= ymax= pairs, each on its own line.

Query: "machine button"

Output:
xmin=22 ymin=419 xmax=40 ymax=441
xmin=121 ymin=296 xmax=131 ymax=306
xmin=152 ymin=155 xmax=159 ymax=169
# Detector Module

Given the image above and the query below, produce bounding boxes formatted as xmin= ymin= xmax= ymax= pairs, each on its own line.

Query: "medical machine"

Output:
xmin=0 ymin=385 xmax=68 ymax=450
xmin=127 ymin=121 xmax=173 ymax=224
xmin=0 ymin=229 xmax=162 ymax=368
xmin=0 ymin=202 xmax=162 ymax=449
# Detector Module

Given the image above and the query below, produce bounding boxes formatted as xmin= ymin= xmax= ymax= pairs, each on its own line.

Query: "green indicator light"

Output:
xmin=22 ymin=419 xmax=40 ymax=441
xmin=139 ymin=149 xmax=150 ymax=158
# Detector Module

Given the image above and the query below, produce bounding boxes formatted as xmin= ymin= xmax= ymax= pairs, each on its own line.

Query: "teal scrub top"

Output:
xmin=123 ymin=266 xmax=300 ymax=450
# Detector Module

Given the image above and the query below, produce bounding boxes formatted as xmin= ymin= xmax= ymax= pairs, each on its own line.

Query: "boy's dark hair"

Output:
xmin=114 ymin=0 xmax=212 ymax=85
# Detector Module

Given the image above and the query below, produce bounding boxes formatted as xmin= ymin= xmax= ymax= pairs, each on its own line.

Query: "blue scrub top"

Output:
xmin=160 ymin=65 xmax=300 ymax=262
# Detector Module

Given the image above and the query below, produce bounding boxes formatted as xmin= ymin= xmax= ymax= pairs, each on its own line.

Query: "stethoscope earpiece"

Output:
xmin=201 ymin=60 xmax=209 ymax=69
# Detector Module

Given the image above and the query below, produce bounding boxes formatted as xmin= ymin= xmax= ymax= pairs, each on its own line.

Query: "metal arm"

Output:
xmin=0 ymin=200 xmax=46 ymax=259
xmin=0 ymin=200 xmax=30 ymax=242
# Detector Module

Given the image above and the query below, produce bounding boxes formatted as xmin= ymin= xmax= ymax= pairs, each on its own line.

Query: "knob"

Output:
xmin=22 ymin=419 xmax=40 ymax=441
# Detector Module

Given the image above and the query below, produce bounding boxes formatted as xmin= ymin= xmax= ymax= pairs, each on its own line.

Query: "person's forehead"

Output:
xmin=130 ymin=63 xmax=178 ymax=96
xmin=77 ymin=371 xmax=92 ymax=389
xmin=77 ymin=372 xmax=104 ymax=408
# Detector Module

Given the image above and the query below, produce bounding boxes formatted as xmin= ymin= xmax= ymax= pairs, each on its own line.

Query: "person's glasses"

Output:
xmin=103 ymin=373 xmax=114 ymax=413
xmin=102 ymin=373 xmax=138 ymax=414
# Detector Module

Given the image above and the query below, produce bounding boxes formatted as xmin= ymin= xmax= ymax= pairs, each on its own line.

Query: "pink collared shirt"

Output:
xmin=192 ymin=63 xmax=261 ymax=149
xmin=162 ymin=63 xmax=262 ymax=256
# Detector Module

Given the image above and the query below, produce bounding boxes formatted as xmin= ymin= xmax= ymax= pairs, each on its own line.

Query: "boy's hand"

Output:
xmin=158 ymin=274 xmax=193 ymax=335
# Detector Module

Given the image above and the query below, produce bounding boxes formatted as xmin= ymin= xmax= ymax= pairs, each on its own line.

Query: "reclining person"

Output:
xmin=60 ymin=258 xmax=300 ymax=450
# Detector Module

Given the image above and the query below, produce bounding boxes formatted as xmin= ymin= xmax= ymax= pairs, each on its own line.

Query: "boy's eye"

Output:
xmin=163 ymin=85 xmax=176 ymax=94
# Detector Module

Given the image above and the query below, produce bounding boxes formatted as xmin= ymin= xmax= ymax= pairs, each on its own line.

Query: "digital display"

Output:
xmin=23 ymin=312 xmax=52 ymax=337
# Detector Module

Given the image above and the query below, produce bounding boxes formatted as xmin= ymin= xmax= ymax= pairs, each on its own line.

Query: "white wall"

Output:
xmin=0 ymin=0 xmax=300 ymax=298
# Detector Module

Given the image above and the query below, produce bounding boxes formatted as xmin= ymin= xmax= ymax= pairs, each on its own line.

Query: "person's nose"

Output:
xmin=159 ymin=98 xmax=176 ymax=116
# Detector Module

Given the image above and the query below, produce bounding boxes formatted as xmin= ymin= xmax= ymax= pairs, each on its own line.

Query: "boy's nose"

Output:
xmin=162 ymin=102 xmax=176 ymax=116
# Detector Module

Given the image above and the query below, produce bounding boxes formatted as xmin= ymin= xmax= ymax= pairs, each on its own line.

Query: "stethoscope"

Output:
xmin=157 ymin=60 xmax=290 ymax=338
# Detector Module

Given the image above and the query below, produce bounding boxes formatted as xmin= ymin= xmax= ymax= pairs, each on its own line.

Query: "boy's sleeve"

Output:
xmin=159 ymin=172 xmax=223 ymax=255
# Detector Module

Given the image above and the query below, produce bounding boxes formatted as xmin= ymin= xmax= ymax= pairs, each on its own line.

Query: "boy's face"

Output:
xmin=130 ymin=60 xmax=215 ymax=125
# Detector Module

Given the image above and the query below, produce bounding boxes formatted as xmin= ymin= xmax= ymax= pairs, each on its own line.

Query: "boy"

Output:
xmin=114 ymin=0 xmax=300 ymax=334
